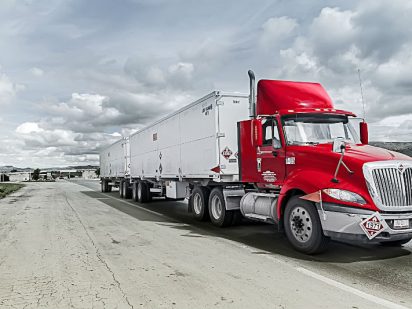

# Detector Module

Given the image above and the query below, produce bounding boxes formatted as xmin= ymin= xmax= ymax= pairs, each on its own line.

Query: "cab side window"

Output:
xmin=262 ymin=118 xmax=273 ymax=146
xmin=262 ymin=118 xmax=281 ymax=148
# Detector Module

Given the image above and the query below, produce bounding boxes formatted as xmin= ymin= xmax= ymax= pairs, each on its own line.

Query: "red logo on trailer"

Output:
xmin=359 ymin=213 xmax=386 ymax=240
xmin=221 ymin=147 xmax=233 ymax=160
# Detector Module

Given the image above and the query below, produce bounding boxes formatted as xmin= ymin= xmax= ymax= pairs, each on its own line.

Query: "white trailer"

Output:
xmin=100 ymin=91 xmax=249 ymax=223
xmin=129 ymin=91 xmax=248 ymax=182
xmin=100 ymin=138 xmax=130 ymax=192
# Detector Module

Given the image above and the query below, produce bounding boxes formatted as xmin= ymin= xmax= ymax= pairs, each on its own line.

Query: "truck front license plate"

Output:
xmin=393 ymin=219 xmax=409 ymax=229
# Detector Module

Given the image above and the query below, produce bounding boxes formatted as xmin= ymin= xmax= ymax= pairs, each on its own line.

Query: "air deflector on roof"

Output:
xmin=256 ymin=79 xmax=334 ymax=115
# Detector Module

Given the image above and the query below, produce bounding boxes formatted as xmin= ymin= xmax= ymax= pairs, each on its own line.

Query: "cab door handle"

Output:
xmin=272 ymin=151 xmax=278 ymax=157
xmin=257 ymin=158 xmax=262 ymax=172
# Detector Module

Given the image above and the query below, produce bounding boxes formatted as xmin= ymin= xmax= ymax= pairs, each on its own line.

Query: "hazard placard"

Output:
xmin=359 ymin=212 xmax=386 ymax=240
xmin=221 ymin=147 xmax=233 ymax=160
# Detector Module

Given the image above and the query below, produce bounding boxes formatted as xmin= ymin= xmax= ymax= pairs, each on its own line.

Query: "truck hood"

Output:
xmin=289 ymin=143 xmax=411 ymax=165
xmin=285 ymin=143 xmax=411 ymax=210
xmin=340 ymin=144 xmax=411 ymax=162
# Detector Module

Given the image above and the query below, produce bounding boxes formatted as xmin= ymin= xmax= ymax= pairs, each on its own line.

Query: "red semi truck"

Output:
xmin=100 ymin=71 xmax=412 ymax=254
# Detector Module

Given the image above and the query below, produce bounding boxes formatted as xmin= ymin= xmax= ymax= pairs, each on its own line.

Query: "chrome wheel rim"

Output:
xmin=211 ymin=195 xmax=222 ymax=220
xmin=289 ymin=206 xmax=313 ymax=243
xmin=193 ymin=193 xmax=202 ymax=215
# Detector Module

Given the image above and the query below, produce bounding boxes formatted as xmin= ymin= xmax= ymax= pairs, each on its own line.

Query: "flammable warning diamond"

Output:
xmin=359 ymin=212 xmax=386 ymax=240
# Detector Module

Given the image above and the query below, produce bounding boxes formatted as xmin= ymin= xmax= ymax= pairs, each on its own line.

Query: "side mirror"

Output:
xmin=272 ymin=138 xmax=281 ymax=149
xmin=251 ymin=119 xmax=263 ymax=147
xmin=332 ymin=138 xmax=346 ymax=153
xmin=359 ymin=121 xmax=368 ymax=144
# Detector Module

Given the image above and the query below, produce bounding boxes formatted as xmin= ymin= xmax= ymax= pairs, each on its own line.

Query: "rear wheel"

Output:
xmin=101 ymin=180 xmax=106 ymax=192
xmin=284 ymin=196 xmax=329 ymax=254
xmin=119 ymin=180 xmax=124 ymax=198
xmin=122 ymin=181 xmax=132 ymax=199
xmin=209 ymin=187 xmax=233 ymax=227
xmin=132 ymin=182 xmax=138 ymax=202
xmin=190 ymin=186 xmax=210 ymax=221
xmin=137 ymin=181 xmax=151 ymax=203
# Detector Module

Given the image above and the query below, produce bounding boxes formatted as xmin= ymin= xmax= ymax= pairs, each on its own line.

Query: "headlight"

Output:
xmin=323 ymin=189 xmax=366 ymax=205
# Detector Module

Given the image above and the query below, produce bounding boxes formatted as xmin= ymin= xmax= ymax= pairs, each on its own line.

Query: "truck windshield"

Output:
xmin=282 ymin=114 xmax=360 ymax=145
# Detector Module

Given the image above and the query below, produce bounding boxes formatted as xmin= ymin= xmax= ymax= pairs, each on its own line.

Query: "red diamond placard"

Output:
xmin=359 ymin=212 xmax=386 ymax=240
xmin=221 ymin=147 xmax=233 ymax=160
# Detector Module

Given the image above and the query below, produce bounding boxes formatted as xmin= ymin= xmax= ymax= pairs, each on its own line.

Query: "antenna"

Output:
xmin=357 ymin=68 xmax=366 ymax=120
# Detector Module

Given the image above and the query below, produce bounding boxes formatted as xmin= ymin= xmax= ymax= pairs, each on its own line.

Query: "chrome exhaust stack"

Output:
xmin=248 ymin=70 xmax=256 ymax=118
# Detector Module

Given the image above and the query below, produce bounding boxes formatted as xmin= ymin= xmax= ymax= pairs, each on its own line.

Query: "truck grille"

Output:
xmin=371 ymin=167 xmax=412 ymax=207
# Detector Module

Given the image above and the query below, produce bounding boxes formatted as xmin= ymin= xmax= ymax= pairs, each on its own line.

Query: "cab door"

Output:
xmin=256 ymin=117 xmax=286 ymax=187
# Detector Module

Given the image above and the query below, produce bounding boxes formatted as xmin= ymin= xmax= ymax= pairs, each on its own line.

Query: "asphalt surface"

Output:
xmin=0 ymin=180 xmax=411 ymax=308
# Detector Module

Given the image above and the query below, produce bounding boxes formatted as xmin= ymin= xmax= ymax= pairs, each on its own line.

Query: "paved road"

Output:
xmin=0 ymin=180 xmax=411 ymax=309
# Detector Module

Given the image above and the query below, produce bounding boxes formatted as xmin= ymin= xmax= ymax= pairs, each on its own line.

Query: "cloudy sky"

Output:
xmin=0 ymin=0 xmax=411 ymax=168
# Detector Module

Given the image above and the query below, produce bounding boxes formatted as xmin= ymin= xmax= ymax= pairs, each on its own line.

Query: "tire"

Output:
xmin=380 ymin=238 xmax=412 ymax=247
xmin=190 ymin=186 xmax=210 ymax=221
xmin=209 ymin=187 xmax=233 ymax=227
xmin=107 ymin=185 xmax=112 ymax=193
xmin=119 ymin=180 xmax=124 ymax=198
xmin=137 ymin=181 xmax=151 ymax=203
xmin=123 ymin=181 xmax=132 ymax=199
xmin=132 ymin=182 xmax=138 ymax=202
xmin=101 ymin=180 xmax=106 ymax=193
xmin=284 ymin=196 xmax=329 ymax=254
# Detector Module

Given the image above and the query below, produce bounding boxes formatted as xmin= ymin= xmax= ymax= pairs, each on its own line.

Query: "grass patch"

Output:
xmin=0 ymin=183 xmax=24 ymax=199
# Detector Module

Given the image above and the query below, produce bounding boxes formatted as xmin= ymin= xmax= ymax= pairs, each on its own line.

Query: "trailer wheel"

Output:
xmin=132 ymin=182 xmax=138 ymax=202
xmin=284 ymin=196 xmax=329 ymax=254
xmin=119 ymin=180 xmax=124 ymax=198
xmin=101 ymin=180 xmax=106 ymax=193
xmin=122 ymin=181 xmax=132 ymax=199
xmin=107 ymin=185 xmax=112 ymax=193
xmin=137 ymin=181 xmax=151 ymax=203
xmin=190 ymin=187 xmax=210 ymax=221
xmin=209 ymin=187 xmax=233 ymax=227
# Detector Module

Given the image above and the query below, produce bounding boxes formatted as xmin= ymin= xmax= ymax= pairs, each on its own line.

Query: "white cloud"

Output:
xmin=30 ymin=67 xmax=44 ymax=77
xmin=0 ymin=71 xmax=22 ymax=104
xmin=16 ymin=122 xmax=43 ymax=134
xmin=370 ymin=114 xmax=412 ymax=141
xmin=260 ymin=16 xmax=298 ymax=50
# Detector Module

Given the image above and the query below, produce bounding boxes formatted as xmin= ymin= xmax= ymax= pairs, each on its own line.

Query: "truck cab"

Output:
xmin=237 ymin=76 xmax=412 ymax=253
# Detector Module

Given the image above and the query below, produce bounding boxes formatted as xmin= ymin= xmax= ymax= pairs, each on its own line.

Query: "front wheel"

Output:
xmin=284 ymin=196 xmax=329 ymax=254
xmin=209 ymin=187 xmax=233 ymax=227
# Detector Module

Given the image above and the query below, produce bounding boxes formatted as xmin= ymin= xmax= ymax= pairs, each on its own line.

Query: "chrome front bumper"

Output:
xmin=317 ymin=203 xmax=412 ymax=243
